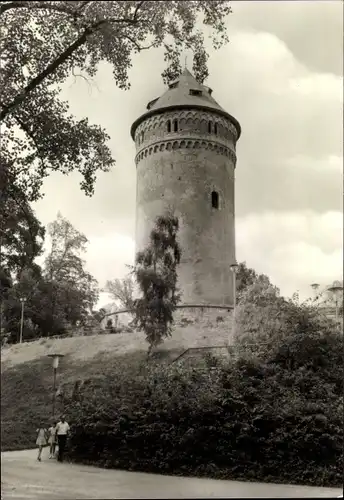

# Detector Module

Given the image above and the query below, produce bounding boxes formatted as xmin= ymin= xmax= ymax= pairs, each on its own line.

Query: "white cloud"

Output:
xmin=85 ymin=233 xmax=135 ymax=287
xmin=237 ymin=211 xmax=343 ymax=299
xmin=31 ymin=2 xmax=343 ymax=309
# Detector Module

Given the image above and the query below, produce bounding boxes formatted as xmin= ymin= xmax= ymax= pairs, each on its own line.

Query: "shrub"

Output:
xmin=63 ymin=336 xmax=343 ymax=486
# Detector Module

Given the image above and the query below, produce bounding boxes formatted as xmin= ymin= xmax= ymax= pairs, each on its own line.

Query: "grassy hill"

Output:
xmin=1 ymin=318 xmax=231 ymax=452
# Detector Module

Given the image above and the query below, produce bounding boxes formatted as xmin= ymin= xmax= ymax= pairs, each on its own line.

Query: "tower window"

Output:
xmin=208 ymin=121 xmax=212 ymax=134
xmin=169 ymin=81 xmax=179 ymax=89
xmin=189 ymin=89 xmax=202 ymax=96
xmin=211 ymin=191 xmax=219 ymax=209
xmin=167 ymin=120 xmax=171 ymax=133
xmin=173 ymin=119 xmax=178 ymax=132
xmin=214 ymin=122 xmax=218 ymax=135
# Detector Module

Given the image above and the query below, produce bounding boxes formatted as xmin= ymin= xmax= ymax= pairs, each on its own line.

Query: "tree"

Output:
xmin=236 ymin=261 xmax=272 ymax=302
xmin=42 ymin=212 xmax=99 ymax=332
xmin=2 ymin=267 xmax=45 ymax=343
xmin=0 ymin=1 xmax=232 ymax=202
xmin=0 ymin=163 xmax=45 ymax=278
xmin=0 ymin=268 xmax=12 ymax=338
xmin=233 ymin=276 xmax=337 ymax=363
xmin=105 ymin=276 xmax=135 ymax=310
xmin=132 ymin=214 xmax=181 ymax=353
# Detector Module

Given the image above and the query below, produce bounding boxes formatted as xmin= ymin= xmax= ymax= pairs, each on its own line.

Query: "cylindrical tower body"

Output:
xmin=131 ymin=69 xmax=241 ymax=307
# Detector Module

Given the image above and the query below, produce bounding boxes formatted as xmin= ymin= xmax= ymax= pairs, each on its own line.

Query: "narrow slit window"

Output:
xmin=214 ymin=122 xmax=218 ymax=135
xmin=141 ymin=131 xmax=144 ymax=143
xmin=173 ymin=119 xmax=178 ymax=132
xmin=208 ymin=121 xmax=212 ymax=134
xmin=167 ymin=120 xmax=171 ymax=133
xmin=211 ymin=191 xmax=219 ymax=209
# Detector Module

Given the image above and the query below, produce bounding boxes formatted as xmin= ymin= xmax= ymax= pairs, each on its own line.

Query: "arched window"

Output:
xmin=141 ymin=131 xmax=144 ymax=143
xmin=214 ymin=122 xmax=218 ymax=135
xmin=167 ymin=120 xmax=171 ymax=133
xmin=211 ymin=191 xmax=219 ymax=209
xmin=173 ymin=119 xmax=178 ymax=132
xmin=208 ymin=121 xmax=212 ymax=134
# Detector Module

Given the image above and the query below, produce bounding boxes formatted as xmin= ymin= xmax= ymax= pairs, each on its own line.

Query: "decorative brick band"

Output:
xmin=134 ymin=109 xmax=239 ymax=148
xmin=135 ymin=138 xmax=237 ymax=165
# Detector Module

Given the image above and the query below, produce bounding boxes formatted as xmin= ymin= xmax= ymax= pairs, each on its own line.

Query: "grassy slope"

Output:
xmin=1 ymin=323 xmax=230 ymax=451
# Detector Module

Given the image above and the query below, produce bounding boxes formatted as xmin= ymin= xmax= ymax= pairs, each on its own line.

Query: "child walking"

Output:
xmin=35 ymin=425 xmax=48 ymax=461
xmin=48 ymin=422 xmax=57 ymax=459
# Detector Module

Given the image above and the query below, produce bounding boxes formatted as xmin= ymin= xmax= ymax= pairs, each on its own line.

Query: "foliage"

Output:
xmin=0 ymin=349 xmax=171 ymax=452
xmin=235 ymin=261 xmax=272 ymax=302
xmin=1 ymin=356 xmax=64 ymax=451
xmin=61 ymin=326 xmax=343 ymax=487
xmin=105 ymin=276 xmax=134 ymax=310
xmin=0 ymin=0 xmax=232 ymax=201
xmin=43 ymin=212 xmax=99 ymax=331
xmin=1 ymin=212 xmax=99 ymax=343
xmin=0 ymin=163 xmax=45 ymax=278
xmin=233 ymin=278 xmax=338 ymax=362
xmin=2 ymin=268 xmax=46 ymax=344
xmin=132 ymin=215 xmax=181 ymax=353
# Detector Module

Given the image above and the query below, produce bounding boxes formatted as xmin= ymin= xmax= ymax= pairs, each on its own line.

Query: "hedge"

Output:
xmin=63 ymin=332 xmax=343 ymax=486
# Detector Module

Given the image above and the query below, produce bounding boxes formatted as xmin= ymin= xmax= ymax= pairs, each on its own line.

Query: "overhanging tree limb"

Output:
xmin=0 ymin=15 xmax=140 ymax=122
xmin=0 ymin=1 xmax=97 ymax=17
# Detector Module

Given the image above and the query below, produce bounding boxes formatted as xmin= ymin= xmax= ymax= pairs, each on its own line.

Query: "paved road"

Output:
xmin=1 ymin=449 xmax=342 ymax=499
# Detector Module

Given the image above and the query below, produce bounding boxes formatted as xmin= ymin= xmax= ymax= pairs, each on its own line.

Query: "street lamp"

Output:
xmin=230 ymin=262 xmax=239 ymax=340
xmin=19 ymin=298 xmax=27 ymax=344
xmin=48 ymin=354 xmax=64 ymax=417
xmin=327 ymin=281 xmax=343 ymax=326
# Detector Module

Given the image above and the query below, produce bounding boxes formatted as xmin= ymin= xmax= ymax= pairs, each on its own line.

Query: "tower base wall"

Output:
xmin=104 ymin=305 xmax=235 ymax=354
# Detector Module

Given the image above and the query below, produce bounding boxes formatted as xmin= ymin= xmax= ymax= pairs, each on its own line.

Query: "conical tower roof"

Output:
xmin=131 ymin=68 xmax=241 ymax=139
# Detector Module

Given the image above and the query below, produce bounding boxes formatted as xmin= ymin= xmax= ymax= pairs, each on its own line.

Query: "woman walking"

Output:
xmin=48 ymin=422 xmax=57 ymax=459
xmin=35 ymin=425 xmax=48 ymax=461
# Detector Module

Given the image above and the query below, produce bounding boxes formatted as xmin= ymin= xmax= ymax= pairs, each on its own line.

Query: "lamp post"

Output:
xmin=48 ymin=354 xmax=64 ymax=417
xmin=230 ymin=263 xmax=239 ymax=340
xmin=19 ymin=298 xmax=26 ymax=344
xmin=327 ymin=281 xmax=343 ymax=326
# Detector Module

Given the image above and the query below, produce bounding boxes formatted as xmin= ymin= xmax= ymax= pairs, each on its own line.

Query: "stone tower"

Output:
xmin=131 ymin=69 xmax=241 ymax=309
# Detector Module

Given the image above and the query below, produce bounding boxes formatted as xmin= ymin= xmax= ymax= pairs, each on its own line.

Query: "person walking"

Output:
xmin=35 ymin=425 xmax=48 ymax=462
xmin=48 ymin=421 xmax=57 ymax=459
xmin=56 ymin=415 xmax=70 ymax=462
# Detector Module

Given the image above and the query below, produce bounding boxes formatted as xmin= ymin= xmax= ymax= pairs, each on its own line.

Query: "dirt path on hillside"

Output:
xmin=1 ymin=449 xmax=342 ymax=499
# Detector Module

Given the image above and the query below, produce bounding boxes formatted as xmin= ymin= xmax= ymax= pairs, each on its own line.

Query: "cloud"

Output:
xmin=228 ymin=0 xmax=343 ymax=76
xmin=237 ymin=210 xmax=343 ymax=299
xmin=85 ymin=233 xmax=135 ymax=287
xmin=31 ymin=2 xmax=343 ymax=306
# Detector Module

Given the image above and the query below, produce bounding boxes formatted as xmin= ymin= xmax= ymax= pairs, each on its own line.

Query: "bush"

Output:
xmin=64 ymin=332 xmax=343 ymax=486
xmin=1 ymin=357 xmax=63 ymax=451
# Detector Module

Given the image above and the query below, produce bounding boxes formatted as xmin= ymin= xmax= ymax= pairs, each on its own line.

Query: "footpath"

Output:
xmin=1 ymin=449 xmax=342 ymax=499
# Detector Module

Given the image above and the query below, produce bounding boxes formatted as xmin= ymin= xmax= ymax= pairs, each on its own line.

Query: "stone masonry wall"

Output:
xmin=134 ymin=108 xmax=238 ymax=307
xmin=106 ymin=305 xmax=234 ymax=352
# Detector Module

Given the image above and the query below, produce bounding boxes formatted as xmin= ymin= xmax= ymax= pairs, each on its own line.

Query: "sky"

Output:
xmin=32 ymin=0 xmax=343 ymax=308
